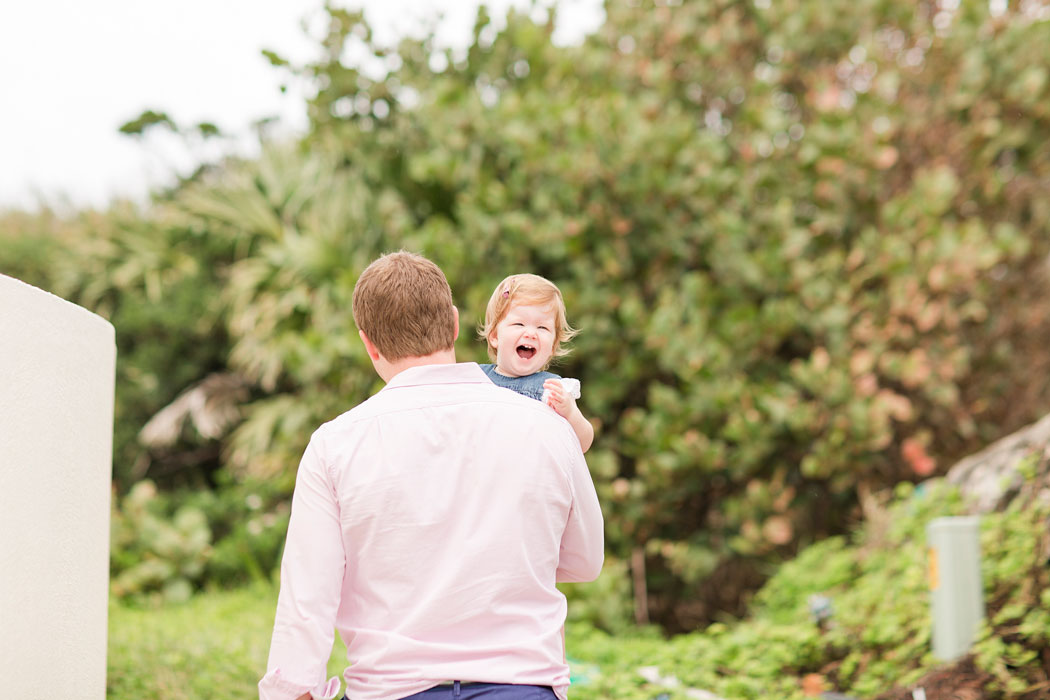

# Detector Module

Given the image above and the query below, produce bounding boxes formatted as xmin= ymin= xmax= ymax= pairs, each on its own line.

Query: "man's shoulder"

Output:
xmin=480 ymin=387 xmax=581 ymax=443
xmin=312 ymin=372 xmax=575 ymax=440
xmin=311 ymin=391 xmax=388 ymax=439
xmin=314 ymin=372 xmax=531 ymax=424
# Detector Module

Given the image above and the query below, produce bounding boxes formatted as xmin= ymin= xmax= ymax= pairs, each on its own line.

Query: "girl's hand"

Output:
xmin=543 ymin=378 xmax=576 ymax=418
xmin=543 ymin=377 xmax=594 ymax=452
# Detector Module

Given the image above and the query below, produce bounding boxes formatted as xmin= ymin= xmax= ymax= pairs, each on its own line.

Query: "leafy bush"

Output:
xmin=110 ymin=476 xmax=289 ymax=602
xmin=0 ymin=204 xmax=235 ymax=491
xmin=560 ymin=555 xmax=636 ymax=634
xmin=971 ymin=485 xmax=1050 ymax=695
xmin=565 ymin=469 xmax=1050 ymax=699
xmin=8 ymin=0 xmax=1050 ymax=626
xmin=110 ymin=481 xmax=212 ymax=603
xmin=105 ymin=465 xmax=1049 ymax=699
xmin=185 ymin=0 xmax=1050 ymax=627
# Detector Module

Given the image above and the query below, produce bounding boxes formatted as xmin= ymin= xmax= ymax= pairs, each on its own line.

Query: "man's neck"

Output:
xmin=380 ymin=348 xmax=457 ymax=383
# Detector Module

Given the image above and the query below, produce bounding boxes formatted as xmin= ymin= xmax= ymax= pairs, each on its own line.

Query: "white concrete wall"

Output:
xmin=0 ymin=274 xmax=116 ymax=700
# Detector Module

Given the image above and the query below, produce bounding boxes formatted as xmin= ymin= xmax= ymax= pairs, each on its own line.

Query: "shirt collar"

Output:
xmin=382 ymin=362 xmax=492 ymax=391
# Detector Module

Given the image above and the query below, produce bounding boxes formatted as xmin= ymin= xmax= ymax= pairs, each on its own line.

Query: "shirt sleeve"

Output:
xmin=556 ymin=441 xmax=604 ymax=583
xmin=259 ymin=435 xmax=346 ymax=700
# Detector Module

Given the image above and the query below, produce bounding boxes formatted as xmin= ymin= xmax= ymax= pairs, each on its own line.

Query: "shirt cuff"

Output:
xmin=311 ymin=676 xmax=341 ymax=700
xmin=259 ymin=668 xmax=342 ymax=700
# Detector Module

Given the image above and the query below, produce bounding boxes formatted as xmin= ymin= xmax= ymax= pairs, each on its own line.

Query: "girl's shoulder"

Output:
xmin=480 ymin=364 xmax=561 ymax=381
xmin=480 ymin=364 xmax=562 ymax=402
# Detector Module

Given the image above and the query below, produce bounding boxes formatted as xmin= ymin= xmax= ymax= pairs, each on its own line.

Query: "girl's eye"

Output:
xmin=539 ymin=326 xmax=550 ymax=332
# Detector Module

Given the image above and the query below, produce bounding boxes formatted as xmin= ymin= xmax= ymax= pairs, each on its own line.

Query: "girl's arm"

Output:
xmin=566 ymin=406 xmax=595 ymax=452
xmin=543 ymin=378 xmax=595 ymax=452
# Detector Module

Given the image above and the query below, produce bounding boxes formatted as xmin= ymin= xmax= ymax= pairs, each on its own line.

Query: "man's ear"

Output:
xmin=452 ymin=306 xmax=460 ymax=341
xmin=359 ymin=330 xmax=381 ymax=361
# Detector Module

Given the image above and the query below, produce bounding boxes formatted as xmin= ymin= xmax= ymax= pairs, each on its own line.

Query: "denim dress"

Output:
xmin=480 ymin=364 xmax=561 ymax=402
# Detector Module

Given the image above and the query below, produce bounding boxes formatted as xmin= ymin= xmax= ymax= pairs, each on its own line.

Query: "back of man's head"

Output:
xmin=352 ymin=251 xmax=457 ymax=360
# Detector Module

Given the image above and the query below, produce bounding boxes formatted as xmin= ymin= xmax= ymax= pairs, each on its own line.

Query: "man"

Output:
xmin=259 ymin=252 xmax=604 ymax=700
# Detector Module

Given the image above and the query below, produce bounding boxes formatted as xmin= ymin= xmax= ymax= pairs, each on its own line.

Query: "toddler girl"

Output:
xmin=479 ymin=274 xmax=594 ymax=452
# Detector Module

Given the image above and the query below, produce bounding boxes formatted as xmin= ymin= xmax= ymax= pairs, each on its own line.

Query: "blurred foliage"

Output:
xmin=4 ymin=0 xmax=1050 ymax=628
xmin=564 ymin=469 xmax=1050 ymax=700
xmin=1 ymin=203 xmax=234 ymax=491
xmin=106 ymin=582 xmax=301 ymax=699
xmin=104 ymin=466 xmax=1050 ymax=699
xmin=118 ymin=108 xmax=226 ymax=143
xmin=118 ymin=109 xmax=178 ymax=136
xmin=109 ymin=475 xmax=289 ymax=603
xmin=111 ymin=480 xmax=212 ymax=603
xmin=972 ymin=485 xmax=1050 ymax=696
xmin=560 ymin=555 xmax=637 ymax=634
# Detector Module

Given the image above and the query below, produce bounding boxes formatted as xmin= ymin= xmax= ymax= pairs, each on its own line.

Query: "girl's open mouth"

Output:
xmin=516 ymin=344 xmax=536 ymax=360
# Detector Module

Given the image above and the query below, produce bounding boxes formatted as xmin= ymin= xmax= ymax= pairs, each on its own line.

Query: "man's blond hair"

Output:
xmin=352 ymin=251 xmax=457 ymax=360
xmin=479 ymin=274 xmax=578 ymax=364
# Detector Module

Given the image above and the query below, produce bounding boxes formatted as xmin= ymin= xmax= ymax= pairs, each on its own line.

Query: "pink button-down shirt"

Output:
xmin=259 ymin=362 xmax=604 ymax=700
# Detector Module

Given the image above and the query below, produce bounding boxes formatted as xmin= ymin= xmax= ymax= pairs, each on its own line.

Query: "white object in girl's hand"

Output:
xmin=542 ymin=377 xmax=581 ymax=405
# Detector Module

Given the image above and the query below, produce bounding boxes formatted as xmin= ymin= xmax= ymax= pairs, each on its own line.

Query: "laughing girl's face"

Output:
xmin=488 ymin=303 xmax=557 ymax=377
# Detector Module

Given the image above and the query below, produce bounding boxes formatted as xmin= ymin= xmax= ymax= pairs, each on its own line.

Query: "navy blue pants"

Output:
xmin=343 ymin=681 xmax=557 ymax=699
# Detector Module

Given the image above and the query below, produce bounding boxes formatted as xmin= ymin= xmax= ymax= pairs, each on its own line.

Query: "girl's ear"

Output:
xmin=488 ymin=331 xmax=498 ymax=348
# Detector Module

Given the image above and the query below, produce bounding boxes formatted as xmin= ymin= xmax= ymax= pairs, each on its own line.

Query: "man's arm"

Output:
xmin=259 ymin=437 xmax=346 ymax=700
xmin=556 ymin=445 xmax=604 ymax=582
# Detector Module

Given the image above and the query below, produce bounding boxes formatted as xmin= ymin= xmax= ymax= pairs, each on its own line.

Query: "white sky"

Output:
xmin=0 ymin=0 xmax=603 ymax=212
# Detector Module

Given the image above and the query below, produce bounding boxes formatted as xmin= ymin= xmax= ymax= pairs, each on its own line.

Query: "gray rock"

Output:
xmin=944 ymin=412 xmax=1050 ymax=513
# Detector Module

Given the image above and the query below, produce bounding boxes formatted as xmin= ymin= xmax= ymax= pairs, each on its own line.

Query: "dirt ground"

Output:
xmin=872 ymin=657 xmax=997 ymax=700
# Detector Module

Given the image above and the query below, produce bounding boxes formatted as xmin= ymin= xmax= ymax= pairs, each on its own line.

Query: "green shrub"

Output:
xmin=9 ymin=0 xmax=1050 ymax=627
xmin=110 ymin=481 xmax=212 ymax=603
xmin=197 ymin=0 xmax=1050 ymax=628
xmin=105 ymin=467 xmax=1049 ymax=699
xmin=564 ymin=472 xmax=1049 ymax=698
xmin=972 ymin=487 xmax=1050 ymax=696
xmin=110 ymin=477 xmax=290 ymax=602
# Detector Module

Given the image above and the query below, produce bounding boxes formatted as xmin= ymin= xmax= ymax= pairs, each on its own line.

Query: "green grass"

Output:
xmin=106 ymin=583 xmax=641 ymax=699
xmin=106 ymin=583 xmax=625 ymax=699
xmin=107 ymin=583 xmax=347 ymax=700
